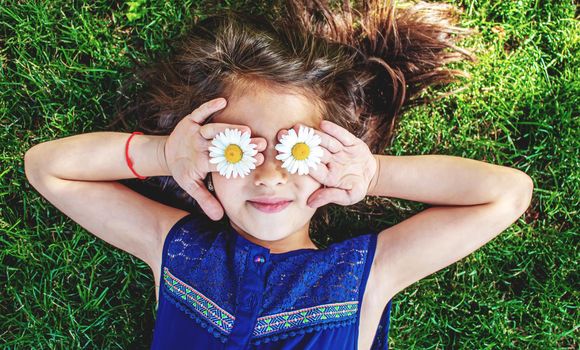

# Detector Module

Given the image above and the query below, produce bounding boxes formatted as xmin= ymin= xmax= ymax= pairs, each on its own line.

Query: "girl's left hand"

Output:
xmin=278 ymin=120 xmax=378 ymax=208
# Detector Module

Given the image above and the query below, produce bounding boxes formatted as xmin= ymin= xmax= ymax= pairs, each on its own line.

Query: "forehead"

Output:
xmin=210 ymin=88 xmax=322 ymax=138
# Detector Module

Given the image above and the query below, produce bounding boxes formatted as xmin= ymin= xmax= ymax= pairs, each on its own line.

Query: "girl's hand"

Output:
xmin=164 ymin=98 xmax=265 ymax=221
xmin=278 ymin=120 xmax=378 ymax=208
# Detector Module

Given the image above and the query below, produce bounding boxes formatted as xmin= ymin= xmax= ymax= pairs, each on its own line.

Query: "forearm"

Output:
xmin=367 ymin=154 xmax=532 ymax=206
xmin=24 ymin=132 xmax=171 ymax=181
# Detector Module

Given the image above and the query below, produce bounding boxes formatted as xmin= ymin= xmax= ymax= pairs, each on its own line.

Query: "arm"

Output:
xmin=26 ymin=131 xmax=171 ymax=180
xmin=366 ymin=154 xmax=534 ymax=301
xmin=24 ymin=132 xmax=190 ymax=273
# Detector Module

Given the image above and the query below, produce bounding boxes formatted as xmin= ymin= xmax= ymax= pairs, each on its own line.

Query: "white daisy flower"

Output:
xmin=275 ymin=124 xmax=323 ymax=175
xmin=208 ymin=128 xmax=258 ymax=179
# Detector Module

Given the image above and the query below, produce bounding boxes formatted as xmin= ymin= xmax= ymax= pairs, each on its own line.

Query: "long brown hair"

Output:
xmin=108 ymin=0 xmax=475 ymax=238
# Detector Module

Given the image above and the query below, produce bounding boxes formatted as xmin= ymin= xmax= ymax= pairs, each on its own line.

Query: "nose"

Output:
xmin=253 ymin=144 xmax=288 ymax=187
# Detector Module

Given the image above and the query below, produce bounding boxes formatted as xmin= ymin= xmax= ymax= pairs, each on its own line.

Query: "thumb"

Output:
xmin=186 ymin=98 xmax=227 ymax=125
xmin=307 ymin=188 xmax=328 ymax=208
xmin=187 ymin=183 xmax=224 ymax=221
xmin=204 ymin=196 xmax=225 ymax=221
xmin=308 ymin=187 xmax=349 ymax=208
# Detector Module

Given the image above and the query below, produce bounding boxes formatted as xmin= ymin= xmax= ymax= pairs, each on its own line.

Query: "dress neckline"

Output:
xmin=222 ymin=221 xmax=322 ymax=260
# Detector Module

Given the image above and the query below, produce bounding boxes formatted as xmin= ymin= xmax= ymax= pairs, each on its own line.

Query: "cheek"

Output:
xmin=302 ymin=174 xmax=322 ymax=187
xmin=213 ymin=176 xmax=243 ymax=200
xmin=296 ymin=177 xmax=322 ymax=200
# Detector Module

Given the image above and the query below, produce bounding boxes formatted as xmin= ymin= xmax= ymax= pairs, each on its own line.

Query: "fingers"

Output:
xmin=307 ymin=187 xmax=351 ymax=208
xmin=308 ymin=180 xmax=364 ymax=208
xmin=319 ymin=120 xmax=359 ymax=147
xmin=199 ymin=123 xmax=252 ymax=141
xmin=185 ymin=98 xmax=256 ymax=143
xmin=319 ymin=147 xmax=333 ymax=165
xmin=306 ymin=160 xmax=330 ymax=185
xmin=201 ymin=191 xmax=225 ymax=221
xmin=181 ymin=179 xmax=224 ymax=221
xmin=200 ymin=131 xmax=266 ymax=153
xmin=185 ymin=98 xmax=228 ymax=125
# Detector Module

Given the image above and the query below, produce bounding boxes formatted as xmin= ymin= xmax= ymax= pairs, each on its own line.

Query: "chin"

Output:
xmin=247 ymin=221 xmax=294 ymax=239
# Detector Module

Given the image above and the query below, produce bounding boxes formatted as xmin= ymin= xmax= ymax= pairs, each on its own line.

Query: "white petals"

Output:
xmin=209 ymin=128 xmax=257 ymax=179
xmin=276 ymin=125 xmax=323 ymax=176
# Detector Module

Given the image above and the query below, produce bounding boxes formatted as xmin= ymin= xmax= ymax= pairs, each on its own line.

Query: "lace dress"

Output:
xmin=150 ymin=212 xmax=393 ymax=349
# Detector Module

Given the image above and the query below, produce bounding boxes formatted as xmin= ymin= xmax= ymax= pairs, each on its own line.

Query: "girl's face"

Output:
xmin=208 ymin=86 xmax=323 ymax=251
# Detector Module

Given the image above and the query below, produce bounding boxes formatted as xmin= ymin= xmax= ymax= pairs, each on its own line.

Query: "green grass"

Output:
xmin=1 ymin=0 xmax=578 ymax=348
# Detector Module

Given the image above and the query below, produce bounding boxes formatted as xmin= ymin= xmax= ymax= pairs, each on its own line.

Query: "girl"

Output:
xmin=24 ymin=0 xmax=534 ymax=349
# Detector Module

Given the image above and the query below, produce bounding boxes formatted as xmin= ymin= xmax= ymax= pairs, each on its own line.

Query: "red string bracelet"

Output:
xmin=125 ymin=131 xmax=148 ymax=180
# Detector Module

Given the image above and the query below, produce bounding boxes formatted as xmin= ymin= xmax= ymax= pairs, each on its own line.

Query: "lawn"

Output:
xmin=1 ymin=0 xmax=578 ymax=349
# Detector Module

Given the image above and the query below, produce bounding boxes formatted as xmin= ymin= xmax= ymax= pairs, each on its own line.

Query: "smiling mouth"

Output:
xmin=248 ymin=200 xmax=292 ymax=213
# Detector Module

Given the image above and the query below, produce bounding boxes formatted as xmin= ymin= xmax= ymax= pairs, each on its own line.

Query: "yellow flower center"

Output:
xmin=291 ymin=142 xmax=310 ymax=161
xmin=224 ymin=144 xmax=243 ymax=164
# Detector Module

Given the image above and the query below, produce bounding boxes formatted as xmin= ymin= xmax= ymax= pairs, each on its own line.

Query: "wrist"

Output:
xmin=129 ymin=134 xmax=172 ymax=177
xmin=157 ymin=136 xmax=171 ymax=176
xmin=367 ymin=154 xmax=381 ymax=196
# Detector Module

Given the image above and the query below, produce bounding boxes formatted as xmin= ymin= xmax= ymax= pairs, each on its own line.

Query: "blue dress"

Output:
xmin=151 ymin=212 xmax=392 ymax=349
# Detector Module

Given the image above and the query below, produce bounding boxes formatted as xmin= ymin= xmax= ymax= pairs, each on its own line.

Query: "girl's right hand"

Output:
xmin=163 ymin=97 xmax=265 ymax=221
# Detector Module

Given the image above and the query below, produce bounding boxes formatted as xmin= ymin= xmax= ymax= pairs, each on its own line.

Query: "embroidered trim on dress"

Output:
xmin=253 ymin=301 xmax=357 ymax=337
xmin=161 ymin=287 xmax=230 ymax=343
xmin=162 ymin=266 xmax=359 ymax=343
xmin=163 ymin=267 xmax=235 ymax=334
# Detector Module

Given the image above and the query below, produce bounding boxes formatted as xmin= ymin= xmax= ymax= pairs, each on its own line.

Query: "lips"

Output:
xmin=248 ymin=197 xmax=292 ymax=204
xmin=248 ymin=197 xmax=293 ymax=213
